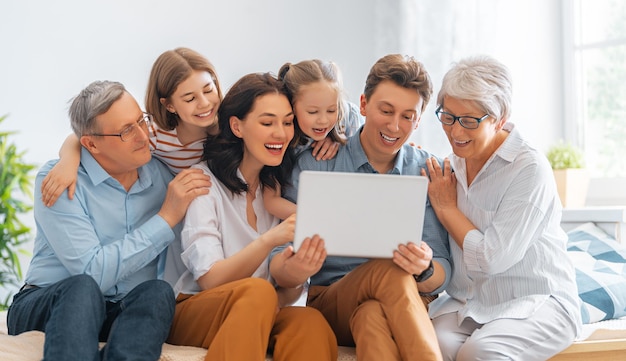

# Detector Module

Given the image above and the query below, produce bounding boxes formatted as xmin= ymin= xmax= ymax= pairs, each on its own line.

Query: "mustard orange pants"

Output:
xmin=307 ymin=259 xmax=442 ymax=361
xmin=167 ymin=278 xmax=337 ymax=361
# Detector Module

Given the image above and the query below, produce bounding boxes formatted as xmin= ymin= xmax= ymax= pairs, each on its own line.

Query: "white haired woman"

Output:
xmin=423 ymin=55 xmax=582 ymax=361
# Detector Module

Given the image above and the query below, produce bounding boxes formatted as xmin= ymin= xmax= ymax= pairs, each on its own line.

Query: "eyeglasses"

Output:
xmin=435 ymin=107 xmax=490 ymax=129
xmin=90 ymin=112 xmax=152 ymax=142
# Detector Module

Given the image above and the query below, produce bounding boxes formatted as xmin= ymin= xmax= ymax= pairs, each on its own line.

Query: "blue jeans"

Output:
xmin=7 ymin=274 xmax=175 ymax=361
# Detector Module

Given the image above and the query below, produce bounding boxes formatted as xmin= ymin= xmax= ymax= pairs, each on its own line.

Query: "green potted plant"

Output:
xmin=546 ymin=141 xmax=589 ymax=208
xmin=0 ymin=114 xmax=35 ymax=310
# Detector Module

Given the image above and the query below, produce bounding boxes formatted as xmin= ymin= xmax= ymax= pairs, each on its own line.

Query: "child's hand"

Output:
xmin=311 ymin=137 xmax=339 ymax=161
xmin=41 ymin=161 xmax=78 ymax=207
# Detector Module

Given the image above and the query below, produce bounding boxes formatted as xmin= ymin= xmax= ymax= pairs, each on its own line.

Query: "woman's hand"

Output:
xmin=423 ymin=156 xmax=475 ymax=249
xmin=260 ymin=213 xmax=296 ymax=248
xmin=158 ymin=168 xmax=211 ymax=227
xmin=311 ymin=137 xmax=339 ymax=161
xmin=422 ymin=157 xmax=457 ymax=212
xmin=272 ymin=235 xmax=327 ymax=287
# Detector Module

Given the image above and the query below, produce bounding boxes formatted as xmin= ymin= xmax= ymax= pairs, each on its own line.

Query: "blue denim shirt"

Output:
xmin=275 ymin=127 xmax=451 ymax=294
xmin=26 ymin=148 xmax=177 ymax=301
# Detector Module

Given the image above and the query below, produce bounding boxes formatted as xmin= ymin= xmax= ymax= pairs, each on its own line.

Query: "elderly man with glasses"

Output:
xmin=6 ymin=80 xmax=211 ymax=361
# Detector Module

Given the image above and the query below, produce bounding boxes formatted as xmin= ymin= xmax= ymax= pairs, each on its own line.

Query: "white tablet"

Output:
xmin=293 ymin=171 xmax=428 ymax=258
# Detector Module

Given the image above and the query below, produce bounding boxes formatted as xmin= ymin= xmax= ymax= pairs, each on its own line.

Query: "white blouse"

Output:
xmin=173 ymin=163 xmax=279 ymax=296
xmin=428 ymin=123 xmax=581 ymax=336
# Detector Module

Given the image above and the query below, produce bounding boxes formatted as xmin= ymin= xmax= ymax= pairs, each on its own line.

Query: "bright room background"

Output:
xmin=1 ymin=0 xmax=625 ymax=299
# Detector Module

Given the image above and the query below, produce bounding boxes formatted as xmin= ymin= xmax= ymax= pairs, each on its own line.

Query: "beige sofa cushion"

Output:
xmin=0 ymin=311 xmax=357 ymax=361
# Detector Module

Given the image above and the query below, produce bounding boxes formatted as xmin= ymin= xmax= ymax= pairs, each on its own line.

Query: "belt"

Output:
xmin=19 ymin=284 xmax=39 ymax=292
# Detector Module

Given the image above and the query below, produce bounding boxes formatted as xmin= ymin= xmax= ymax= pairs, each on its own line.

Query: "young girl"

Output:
xmin=263 ymin=59 xmax=364 ymax=220
xmin=167 ymin=72 xmax=337 ymax=360
xmin=40 ymin=47 xmax=221 ymax=206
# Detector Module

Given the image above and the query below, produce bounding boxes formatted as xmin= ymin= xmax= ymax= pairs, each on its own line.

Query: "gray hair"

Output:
xmin=69 ymin=80 xmax=126 ymax=137
xmin=437 ymin=55 xmax=512 ymax=121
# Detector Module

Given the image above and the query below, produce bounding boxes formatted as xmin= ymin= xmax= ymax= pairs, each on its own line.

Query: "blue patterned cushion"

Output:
xmin=567 ymin=222 xmax=626 ymax=324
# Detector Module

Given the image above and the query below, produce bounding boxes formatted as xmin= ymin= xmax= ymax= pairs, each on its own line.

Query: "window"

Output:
xmin=566 ymin=0 xmax=626 ymax=177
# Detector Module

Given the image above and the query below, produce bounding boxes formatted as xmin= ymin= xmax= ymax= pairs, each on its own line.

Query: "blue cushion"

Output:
xmin=567 ymin=222 xmax=626 ymax=324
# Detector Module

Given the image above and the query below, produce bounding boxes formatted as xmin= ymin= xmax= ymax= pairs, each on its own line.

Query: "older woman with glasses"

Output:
xmin=422 ymin=55 xmax=581 ymax=361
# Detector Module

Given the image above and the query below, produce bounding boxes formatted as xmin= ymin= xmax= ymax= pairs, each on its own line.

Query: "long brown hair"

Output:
xmin=202 ymin=73 xmax=296 ymax=194
xmin=145 ymin=47 xmax=223 ymax=130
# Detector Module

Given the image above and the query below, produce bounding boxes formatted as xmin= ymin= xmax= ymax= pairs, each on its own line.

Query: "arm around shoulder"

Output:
xmin=41 ymin=134 xmax=81 ymax=206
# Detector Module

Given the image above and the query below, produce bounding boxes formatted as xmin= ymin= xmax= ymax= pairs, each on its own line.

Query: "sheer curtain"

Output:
xmin=370 ymin=0 xmax=556 ymax=159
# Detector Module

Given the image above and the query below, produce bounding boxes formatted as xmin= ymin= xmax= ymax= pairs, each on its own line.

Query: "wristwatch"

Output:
xmin=413 ymin=261 xmax=434 ymax=283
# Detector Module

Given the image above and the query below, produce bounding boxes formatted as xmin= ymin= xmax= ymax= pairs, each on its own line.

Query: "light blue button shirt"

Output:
xmin=277 ymin=127 xmax=451 ymax=294
xmin=26 ymin=148 xmax=177 ymax=301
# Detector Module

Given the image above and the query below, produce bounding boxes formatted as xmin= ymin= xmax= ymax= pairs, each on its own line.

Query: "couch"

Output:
xmin=2 ymin=207 xmax=626 ymax=360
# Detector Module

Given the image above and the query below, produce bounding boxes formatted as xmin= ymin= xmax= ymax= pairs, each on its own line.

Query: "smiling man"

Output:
xmin=7 ymin=80 xmax=211 ymax=361
xmin=270 ymin=54 xmax=451 ymax=361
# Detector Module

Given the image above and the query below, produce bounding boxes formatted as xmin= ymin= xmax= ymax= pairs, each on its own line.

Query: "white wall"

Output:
xmin=1 ymin=0 xmax=564 ymax=170
xmin=0 ymin=0 xmax=564 ymax=297
xmin=0 ymin=0 xmax=378 ymax=167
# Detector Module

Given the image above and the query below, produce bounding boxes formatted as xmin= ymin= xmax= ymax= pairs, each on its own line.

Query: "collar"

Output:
xmin=492 ymin=122 xmax=522 ymax=164
xmin=81 ymin=147 xmax=112 ymax=186
xmin=80 ymin=147 xmax=151 ymax=190
xmin=346 ymin=126 xmax=405 ymax=174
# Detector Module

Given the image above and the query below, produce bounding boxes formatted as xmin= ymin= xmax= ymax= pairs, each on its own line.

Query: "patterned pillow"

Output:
xmin=567 ymin=222 xmax=626 ymax=324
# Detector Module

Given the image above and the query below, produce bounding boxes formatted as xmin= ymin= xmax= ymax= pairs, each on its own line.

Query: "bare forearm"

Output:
xmin=265 ymin=197 xmax=296 ymax=221
xmin=434 ymin=207 xmax=475 ymax=249
xmin=59 ymin=134 xmax=81 ymax=163
xmin=197 ymin=235 xmax=275 ymax=290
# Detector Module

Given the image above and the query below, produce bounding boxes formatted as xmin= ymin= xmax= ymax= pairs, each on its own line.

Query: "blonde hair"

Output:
xmin=278 ymin=59 xmax=346 ymax=145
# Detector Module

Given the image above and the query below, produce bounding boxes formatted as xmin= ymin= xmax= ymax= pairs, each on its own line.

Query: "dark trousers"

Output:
xmin=7 ymin=274 xmax=175 ymax=361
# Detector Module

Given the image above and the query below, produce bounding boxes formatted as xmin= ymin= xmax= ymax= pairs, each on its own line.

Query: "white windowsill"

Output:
xmin=586 ymin=178 xmax=626 ymax=207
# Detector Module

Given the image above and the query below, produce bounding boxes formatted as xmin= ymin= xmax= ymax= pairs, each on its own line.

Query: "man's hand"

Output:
xmin=158 ymin=168 xmax=211 ymax=227
xmin=392 ymin=241 xmax=432 ymax=276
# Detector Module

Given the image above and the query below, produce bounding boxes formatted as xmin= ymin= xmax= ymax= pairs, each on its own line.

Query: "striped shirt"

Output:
xmin=148 ymin=123 xmax=204 ymax=174
xmin=427 ymin=123 xmax=582 ymax=336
